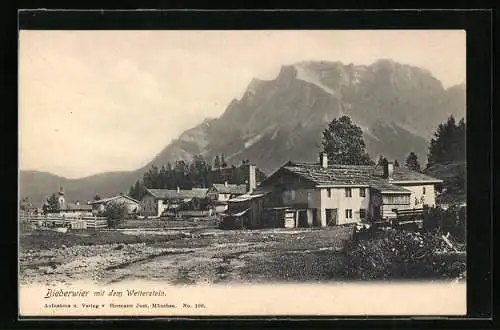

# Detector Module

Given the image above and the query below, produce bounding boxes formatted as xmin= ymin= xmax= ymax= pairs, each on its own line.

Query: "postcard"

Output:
xmin=18 ymin=28 xmax=466 ymax=317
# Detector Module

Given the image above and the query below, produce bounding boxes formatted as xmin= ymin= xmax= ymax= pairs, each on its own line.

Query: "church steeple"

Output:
xmin=57 ymin=186 xmax=66 ymax=209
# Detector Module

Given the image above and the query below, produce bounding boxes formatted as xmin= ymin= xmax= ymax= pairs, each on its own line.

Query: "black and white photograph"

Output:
xmin=18 ymin=28 xmax=467 ymax=316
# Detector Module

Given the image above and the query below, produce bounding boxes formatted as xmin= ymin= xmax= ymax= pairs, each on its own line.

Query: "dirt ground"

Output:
xmin=19 ymin=225 xmax=354 ymax=285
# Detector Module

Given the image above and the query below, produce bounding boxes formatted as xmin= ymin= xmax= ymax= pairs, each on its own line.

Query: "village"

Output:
xmin=21 ymin=156 xmax=450 ymax=229
xmin=19 ymin=146 xmax=466 ymax=285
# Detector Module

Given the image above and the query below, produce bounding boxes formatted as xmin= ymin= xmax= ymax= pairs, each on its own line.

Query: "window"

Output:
xmin=359 ymin=209 xmax=367 ymax=219
xmin=423 ymin=187 xmax=426 ymax=194
xmin=383 ymin=195 xmax=411 ymax=205
xmin=327 ymin=188 xmax=332 ymax=198
xmin=345 ymin=209 xmax=353 ymax=219
xmin=345 ymin=188 xmax=352 ymax=197
xmin=290 ymin=190 xmax=296 ymax=201
xmin=360 ymin=188 xmax=366 ymax=197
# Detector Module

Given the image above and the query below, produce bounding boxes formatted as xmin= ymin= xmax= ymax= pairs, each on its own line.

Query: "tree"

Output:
xmin=428 ymin=116 xmax=466 ymax=166
xmin=159 ymin=165 xmax=168 ymax=188
xmin=103 ymin=202 xmax=129 ymax=228
xmin=93 ymin=195 xmax=101 ymax=201
xmin=42 ymin=193 xmax=60 ymax=214
xmin=221 ymin=154 xmax=228 ymax=168
xmin=405 ymin=152 xmax=421 ymax=171
xmin=129 ymin=180 xmax=147 ymax=201
xmin=20 ymin=196 xmax=33 ymax=212
xmin=214 ymin=154 xmax=221 ymax=170
xmin=143 ymin=165 xmax=160 ymax=188
xmin=455 ymin=118 xmax=466 ymax=161
xmin=322 ymin=115 xmax=374 ymax=165
xmin=394 ymin=160 xmax=400 ymax=167
xmin=377 ymin=155 xmax=386 ymax=166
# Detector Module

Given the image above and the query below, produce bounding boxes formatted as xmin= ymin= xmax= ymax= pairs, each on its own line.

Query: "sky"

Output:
xmin=19 ymin=30 xmax=466 ymax=179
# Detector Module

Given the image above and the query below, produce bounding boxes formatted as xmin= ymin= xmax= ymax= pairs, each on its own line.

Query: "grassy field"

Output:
xmin=116 ymin=217 xmax=219 ymax=229
xmin=19 ymin=230 xmax=186 ymax=252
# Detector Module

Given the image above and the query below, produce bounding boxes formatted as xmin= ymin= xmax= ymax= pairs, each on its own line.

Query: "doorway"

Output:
xmin=373 ymin=206 xmax=381 ymax=220
xmin=326 ymin=208 xmax=338 ymax=226
xmin=297 ymin=210 xmax=308 ymax=227
xmin=312 ymin=208 xmax=320 ymax=227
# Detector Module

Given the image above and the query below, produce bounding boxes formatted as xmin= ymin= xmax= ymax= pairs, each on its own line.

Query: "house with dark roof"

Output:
xmin=206 ymin=164 xmax=258 ymax=213
xmin=89 ymin=194 xmax=140 ymax=215
xmin=211 ymin=164 xmax=266 ymax=188
xmin=139 ymin=187 xmax=209 ymax=217
xmin=206 ymin=182 xmax=248 ymax=213
xmin=229 ymin=152 xmax=443 ymax=228
xmin=57 ymin=202 xmax=94 ymax=217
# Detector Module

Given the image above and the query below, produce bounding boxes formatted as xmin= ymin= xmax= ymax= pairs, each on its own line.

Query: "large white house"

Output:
xmin=224 ymin=153 xmax=443 ymax=229
xmin=260 ymin=153 xmax=443 ymax=227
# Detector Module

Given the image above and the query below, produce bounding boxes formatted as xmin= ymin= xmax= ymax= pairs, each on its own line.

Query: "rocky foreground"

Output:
xmin=19 ymin=227 xmax=353 ymax=285
xmin=19 ymin=243 xmax=184 ymax=285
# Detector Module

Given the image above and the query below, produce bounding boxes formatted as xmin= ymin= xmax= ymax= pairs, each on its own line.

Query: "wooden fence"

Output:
xmin=19 ymin=214 xmax=108 ymax=230
xmin=392 ymin=208 xmax=425 ymax=227
xmin=162 ymin=210 xmax=212 ymax=218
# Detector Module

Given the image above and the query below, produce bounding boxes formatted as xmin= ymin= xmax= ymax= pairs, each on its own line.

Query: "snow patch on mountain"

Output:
xmin=270 ymin=128 xmax=280 ymax=140
xmin=359 ymin=125 xmax=380 ymax=141
xmin=397 ymin=122 xmax=422 ymax=137
xmin=293 ymin=63 xmax=337 ymax=96
xmin=244 ymin=133 xmax=264 ymax=149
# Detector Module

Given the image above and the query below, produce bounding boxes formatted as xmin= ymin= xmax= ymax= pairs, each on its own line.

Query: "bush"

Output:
xmin=345 ymin=229 xmax=466 ymax=280
xmin=218 ymin=216 xmax=245 ymax=230
xmin=103 ymin=202 xmax=129 ymax=228
xmin=423 ymin=206 xmax=466 ymax=243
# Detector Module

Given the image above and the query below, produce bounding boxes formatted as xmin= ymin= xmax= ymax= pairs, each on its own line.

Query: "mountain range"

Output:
xmin=20 ymin=59 xmax=466 ymax=205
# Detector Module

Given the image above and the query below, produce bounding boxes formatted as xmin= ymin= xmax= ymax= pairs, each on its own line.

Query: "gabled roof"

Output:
xmin=228 ymin=188 xmax=272 ymax=202
xmin=89 ymin=195 xmax=139 ymax=205
xmin=371 ymin=165 xmax=443 ymax=183
xmin=270 ymin=161 xmax=442 ymax=188
xmin=145 ymin=188 xmax=208 ymax=200
xmin=370 ymin=182 xmax=411 ymax=194
xmin=211 ymin=183 xmax=247 ymax=195
xmin=281 ymin=162 xmax=376 ymax=186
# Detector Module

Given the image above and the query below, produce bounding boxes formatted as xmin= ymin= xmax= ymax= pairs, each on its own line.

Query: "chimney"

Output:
xmin=247 ymin=164 xmax=256 ymax=193
xmin=383 ymin=161 xmax=394 ymax=180
xmin=177 ymin=186 xmax=180 ymax=193
xmin=320 ymin=152 xmax=328 ymax=169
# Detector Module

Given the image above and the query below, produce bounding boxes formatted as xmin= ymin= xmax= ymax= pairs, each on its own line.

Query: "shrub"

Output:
xmin=103 ymin=202 xmax=129 ymax=228
xmin=423 ymin=206 xmax=466 ymax=243
xmin=345 ymin=229 xmax=466 ymax=280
